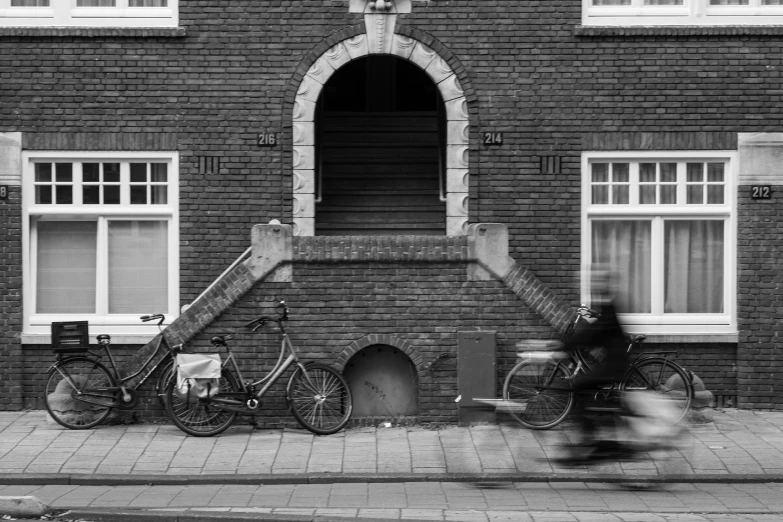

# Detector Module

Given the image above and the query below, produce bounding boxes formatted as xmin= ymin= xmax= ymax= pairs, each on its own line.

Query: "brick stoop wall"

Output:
xmin=112 ymin=223 xmax=576 ymax=422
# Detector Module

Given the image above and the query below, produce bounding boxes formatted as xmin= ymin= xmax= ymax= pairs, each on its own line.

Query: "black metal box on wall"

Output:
xmin=457 ymin=330 xmax=496 ymax=426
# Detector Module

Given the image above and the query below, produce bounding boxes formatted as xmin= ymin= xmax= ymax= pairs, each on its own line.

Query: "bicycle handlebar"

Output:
xmin=244 ymin=300 xmax=289 ymax=330
xmin=140 ymin=314 xmax=166 ymax=326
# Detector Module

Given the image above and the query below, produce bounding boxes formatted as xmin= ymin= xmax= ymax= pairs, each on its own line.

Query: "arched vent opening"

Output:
xmin=343 ymin=344 xmax=419 ymax=418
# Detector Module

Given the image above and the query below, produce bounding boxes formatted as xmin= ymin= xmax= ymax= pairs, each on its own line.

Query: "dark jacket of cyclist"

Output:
xmin=560 ymin=298 xmax=631 ymax=462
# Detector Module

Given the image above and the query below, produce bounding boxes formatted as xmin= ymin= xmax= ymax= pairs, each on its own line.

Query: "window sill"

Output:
xmin=575 ymin=25 xmax=783 ymax=37
xmin=0 ymin=26 xmax=186 ymax=37
xmin=626 ymin=332 xmax=738 ymax=344
xmin=22 ymin=333 xmax=156 ymax=345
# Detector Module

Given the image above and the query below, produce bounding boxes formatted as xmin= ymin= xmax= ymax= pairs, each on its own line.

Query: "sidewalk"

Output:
xmin=1 ymin=409 xmax=782 ymax=482
xmin=2 ymin=409 xmax=783 ymax=522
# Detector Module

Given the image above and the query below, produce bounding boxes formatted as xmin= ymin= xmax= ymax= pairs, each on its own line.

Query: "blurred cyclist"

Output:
xmin=556 ymin=266 xmax=632 ymax=464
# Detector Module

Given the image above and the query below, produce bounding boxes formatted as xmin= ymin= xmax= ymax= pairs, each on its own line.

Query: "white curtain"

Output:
xmin=129 ymin=0 xmax=167 ymax=5
xmin=76 ymin=0 xmax=115 ymax=5
xmin=593 ymin=0 xmax=631 ymax=4
xmin=591 ymin=221 xmax=652 ymax=313
xmin=11 ymin=1 xmax=49 ymax=6
xmin=37 ymin=221 xmax=97 ymax=314
xmin=644 ymin=0 xmax=684 ymax=4
xmin=664 ymin=221 xmax=724 ymax=313
xmin=109 ymin=221 xmax=168 ymax=314
xmin=709 ymin=0 xmax=749 ymax=4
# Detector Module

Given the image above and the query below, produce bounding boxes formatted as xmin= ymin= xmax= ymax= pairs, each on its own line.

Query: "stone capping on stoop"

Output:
xmin=123 ymin=223 xmax=576 ymax=381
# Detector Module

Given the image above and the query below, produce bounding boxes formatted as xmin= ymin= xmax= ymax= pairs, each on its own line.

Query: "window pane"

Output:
xmin=686 ymin=163 xmax=703 ymax=182
xmin=707 ymin=185 xmax=724 ymax=204
xmin=129 ymin=0 xmax=167 ymax=5
xmin=104 ymin=163 xmax=120 ymax=183
xmin=83 ymin=163 xmax=100 ymax=183
xmin=612 ymin=163 xmax=629 ymax=182
xmin=640 ymin=163 xmax=656 ymax=183
xmin=687 ymin=185 xmax=703 ymax=204
xmin=131 ymin=186 xmax=147 ymax=205
xmin=660 ymin=163 xmax=677 ymax=182
xmin=55 ymin=185 xmax=72 ymax=204
xmin=37 ymin=221 xmax=97 ymax=313
xmin=640 ymin=186 xmax=656 ymax=204
xmin=664 ymin=221 xmax=724 ymax=313
xmin=130 ymin=163 xmax=147 ymax=183
xmin=707 ymin=163 xmax=724 ymax=182
xmin=592 ymin=163 xmax=608 ymax=183
xmin=108 ymin=221 xmax=168 ymax=314
xmin=35 ymin=185 xmax=52 ymax=204
xmin=11 ymin=0 xmax=49 ymax=5
xmin=55 ymin=163 xmax=72 ymax=182
xmin=593 ymin=0 xmax=631 ymax=4
xmin=35 ymin=163 xmax=52 ymax=182
xmin=710 ymin=0 xmax=748 ymax=4
xmin=592 ymin=185 xmax=608 ymax=204
xmin=104 ymin=185 xmax=120 ymax=204
xmin=151 ymin=186 xmax=167 ymax=204
xmin=645 ymin=0 xmax=683 ymax=4
xmin=83 ymin=186 xmax=100 ymax=204
xmin=660 ymin=185 xmax=676 ymax=204
xmin=151 ymin=163 xmax=167 ymax=182
xmin=613 ymin=185 xmax=629 ymax=204
xmin=591 ymin=220 xmax=652 ymax=313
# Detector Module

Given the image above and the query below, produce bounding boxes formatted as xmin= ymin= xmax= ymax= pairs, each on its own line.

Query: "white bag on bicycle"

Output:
xmin=175 ymin=353 xmax=221 ymax=399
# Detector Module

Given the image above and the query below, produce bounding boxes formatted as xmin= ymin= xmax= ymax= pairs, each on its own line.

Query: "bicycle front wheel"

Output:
xmin=44 ymin=357 xmax=116 ymax=429
xmin=166 ymin=369 xmax=241 ymax=437
xmin=621 ymin=357 xmax=693 ymax=424
xmin=502 ymin=359 xmax=574 ymax=429
xmin=288 ymin=363 xmax=353 ymax=435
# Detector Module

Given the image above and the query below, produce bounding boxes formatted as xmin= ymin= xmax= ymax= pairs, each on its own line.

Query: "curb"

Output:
xmin=56 ymin=508 xmax=432 ymax=522
xmin=2 ymin=472 xmax=783 ymax=486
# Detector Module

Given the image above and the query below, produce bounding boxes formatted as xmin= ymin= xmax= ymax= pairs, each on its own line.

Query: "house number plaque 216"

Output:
xmin=258 ymin=133 xmax=278 ymax=147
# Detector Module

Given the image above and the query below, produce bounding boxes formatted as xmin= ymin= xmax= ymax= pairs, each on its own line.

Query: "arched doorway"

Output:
xmin=343 ymin=344 xmax=419 ymax=417
xmin=315 ymin=56 xmax=446 ymax=236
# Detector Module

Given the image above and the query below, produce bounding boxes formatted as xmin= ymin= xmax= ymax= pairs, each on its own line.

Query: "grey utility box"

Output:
xmin=457 ymin=330 xmax=496 ymax=426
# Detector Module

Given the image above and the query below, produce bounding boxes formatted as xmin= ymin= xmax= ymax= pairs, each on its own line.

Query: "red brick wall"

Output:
xmin=0 ymin=185 xmax=22 ymax=410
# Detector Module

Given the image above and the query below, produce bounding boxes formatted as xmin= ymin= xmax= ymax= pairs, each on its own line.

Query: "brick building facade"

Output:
xmin=1 ymin=0 xmax=782 ymax=422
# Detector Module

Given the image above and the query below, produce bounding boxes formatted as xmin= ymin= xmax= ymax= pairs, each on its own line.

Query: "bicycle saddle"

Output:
xmin=210 ymin=335 xmax=232 ymax=346
xmin=96 ymin=334 xmax=111 ymax=344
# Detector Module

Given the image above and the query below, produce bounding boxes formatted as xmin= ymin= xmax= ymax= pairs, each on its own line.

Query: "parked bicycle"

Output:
xmin=165 ymin=300 xmax=353 ymax=437
xmin=44 ymin=314 xmax=180 ymax=430
xmin=502 ymin=305 xmax=694 ymax=430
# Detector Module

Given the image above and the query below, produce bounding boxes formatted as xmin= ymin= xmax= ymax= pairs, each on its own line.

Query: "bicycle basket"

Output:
xmin=175 ymin=353 xmax=222 ymax=400
xmin=51 ymin=321 xmax=89 ymax=354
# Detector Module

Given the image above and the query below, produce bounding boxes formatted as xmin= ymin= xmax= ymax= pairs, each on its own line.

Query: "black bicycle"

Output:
xmin=503 ymin=305 xmax=694 ymax=430
xmin=44 ymin=314 xmax=180 ymax=429
xmin=166 ymin=300 xmax=353 ymax=437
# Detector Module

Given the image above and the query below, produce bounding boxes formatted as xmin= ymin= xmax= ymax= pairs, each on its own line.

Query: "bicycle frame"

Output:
xmin=206 ymin=318 xmax=314 ymax=411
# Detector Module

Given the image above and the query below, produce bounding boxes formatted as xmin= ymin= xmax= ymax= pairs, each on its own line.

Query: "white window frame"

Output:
xmin=0 ymin=0 xmax=177 ymax=28
xmin=22 ymin=151 xmax=179 ymax=341
xmin=581 ymin=151 xmax=737 ymax=336
xmin=583 ymin=0 xmax=783 ymax=26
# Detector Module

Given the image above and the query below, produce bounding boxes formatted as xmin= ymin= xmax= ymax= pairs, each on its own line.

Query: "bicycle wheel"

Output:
xmin=288 ymin=363 xmax=353 ymax=435
xmin=44 ymin=357 xmax=116 ymax=429
xmin=502 ymin=358 xmax=574 ymax=429
xmin=621 ymin=357 xmax=693 ymax=424
xmin=166 ymin=369 xmax=241 ymax=437
xmin=154 ymin=357 xmax=175 ymax=409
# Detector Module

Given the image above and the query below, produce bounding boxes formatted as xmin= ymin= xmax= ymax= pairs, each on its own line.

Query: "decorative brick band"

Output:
xmin=335 ymin=334 xmax=421 ymax=373
xmin=23 ymin=132 xmax=178 ymax=151
xmin=0 ymin=27 xmax=187 ymax=38
xmin=583 ymin=132 xmax=737 ymax=151
xmin=501 ymin=262 xmax=575 ymax=334
xmin=293 ymin=236 xmax=469 ymax=263
xmin=574 ymin=25 xmax=783 ymax=37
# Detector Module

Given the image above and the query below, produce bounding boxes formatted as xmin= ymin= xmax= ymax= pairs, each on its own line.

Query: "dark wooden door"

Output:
xmin=315 ymin=56 xmax=445 ymax=236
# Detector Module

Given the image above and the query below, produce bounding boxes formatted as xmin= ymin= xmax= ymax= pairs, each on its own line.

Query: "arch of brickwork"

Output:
xmin=334 ymin=334 xmax=422 ymax=373
xmin=288 ymin=26 xmax=475 ymax=237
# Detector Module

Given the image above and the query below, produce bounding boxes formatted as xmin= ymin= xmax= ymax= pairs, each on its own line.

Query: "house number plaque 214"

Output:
xmin=483 ymin=132 xmax=503 ymax=146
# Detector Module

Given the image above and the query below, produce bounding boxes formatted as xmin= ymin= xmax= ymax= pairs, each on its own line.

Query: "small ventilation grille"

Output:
xmin=538 ymin=155 xmax=562 ymax=175
xmin=199 ymin=156 xmax=221 ymax=175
